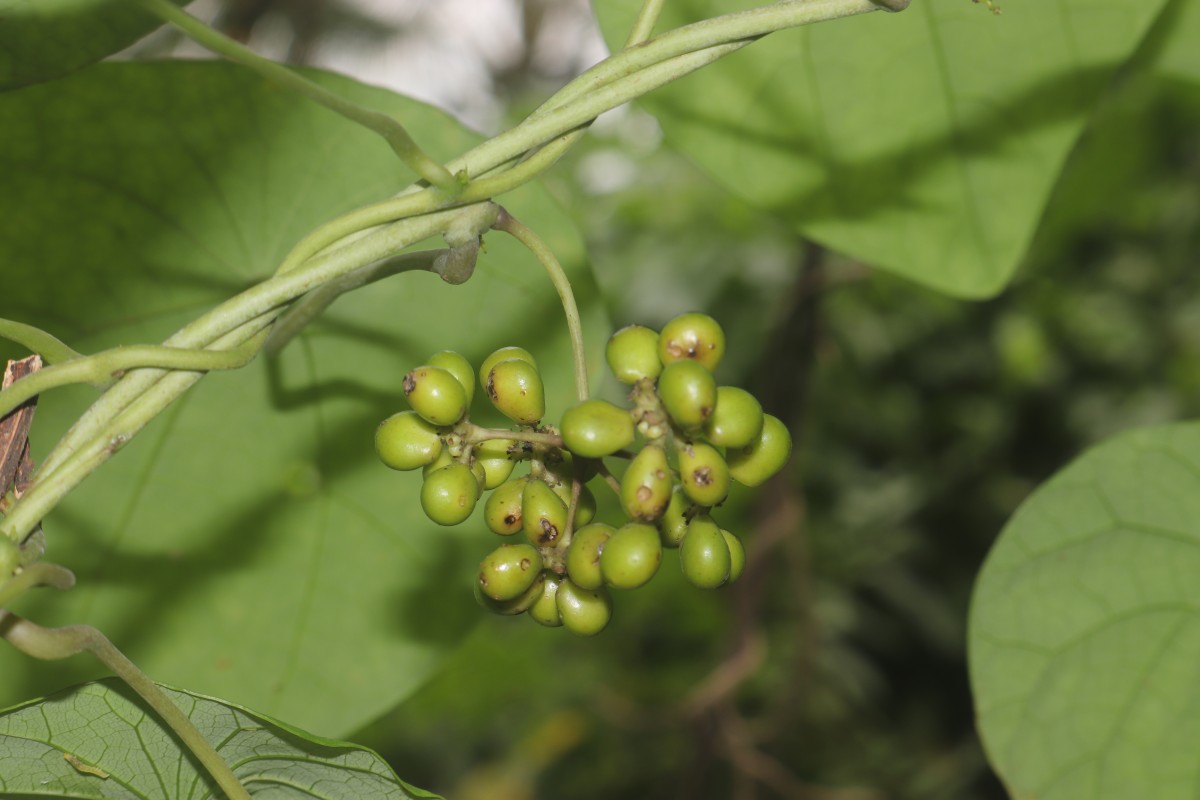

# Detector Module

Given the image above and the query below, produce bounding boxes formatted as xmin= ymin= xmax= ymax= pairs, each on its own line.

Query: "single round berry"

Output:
xmin=679 ymin=516 xmax=731 ymax=589
xmin=566 ymin=522 xmax=613 ymax=590
xmin=678 ymin=440 xmax=731 ymax=507
xmin=474 ymin=570 xmax=544 ymax=615
xmin=420 ymin=463 xmax=480 ymax=526
xmin=658 ymin=360 xmax=717 ymax=430
xmin=479 ymin=346 xmax=536 ymax=390
xmin=658 ymin=488 xmax=690 ymax=548
xmin=529 ymin=574 xmax=564 ymax=627
xmin=404 ymin=365 xmax=468 ymax=426
xmin=427 ymin=350 xmax=475 ymax=407
xmin=474 ymin=438 xmax=516 ymax=489
xmin=606 ymin=325 xmax=662 ymax=384
xmin=727 ymin=414 xmax=792 ymax=487
xmin=659 ymin=312 xmax=725 ymax=371
xmin=620 ymin=443 xmax=672 ymax=522
xmin=560 ymin=399 xmax=635 ymax=458
xmin=486 ymin=359 xmax=545 ymax=425
xmin=703 ymin=386 xmax=764 ymax=449
xmin=485 ymin=476 xmax=528 ymax=536
xmin=478 ymin=543 xmax=543 ymax=602
xmin=522 ymin=477 xmax=568 ymax=547
xmin=600 ymin=522 xmax=662 ymax=590
xmin=375 ymin=411 xmax=442 ymax=471
xmin=422 ymin=447 xmax=453 ymax=478
xmin=722 ymin=529 xmax=746 ymax=583
xmin=556 ymin=579 xmax=612 ymax=637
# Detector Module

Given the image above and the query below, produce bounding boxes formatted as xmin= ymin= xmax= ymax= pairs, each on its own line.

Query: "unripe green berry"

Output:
xmin=485 ymin=476 xmax=528 ymax=536
xmin=678 ymin=440 xmax=730 ymax=507
xmin=427 ymin=350 xmax=475 ymax=408
xmin=474 ymin=438 xmax=516 ymax=489
xmin=375 ymin=411 xmax=443 ymax=471
xmin=606 ymin=325 xmax=662 ymax=384
xmin=704 ymin=386 xmax=764 ymax=449
xmin=478 ymin=543 xmax=543 ymax=602
xmin=529 ymin=574 xmax=564 ymax=627
xmin=620 ymin=444 xmax=672 ymax=522
xmin=469 ymin=459 xmax=487 ymax=493
xmin=560 ymin=399 xmax=634 ymax=458
xmin=600 ymin=522 xmax=662 ymax=590
xmin=486 ymin=359 xmax=545 ymax=425
xmin=556 ymin=579 xmax=612 ymax=637
xmin=722 ymin=529 xmax=746 ymax=583
xmin=727 ymin=414 xmax=792 ymax=487
xmin=566 ymin=522 xmax=613 ymax=590
xmin=658 ymin=488 xmax=690 ymax=548
xmin=551 ymin=480 xmax=597 ymax=527
xmin=420 ymin=463 xmax=480 ymax=526
xmin=658 ymin=360 xmax=717 ymax=430
xmin=474 ymin=570 xmax=544 ymax=615
xmin=479 ymin=346 xmax=536 ymax=390
xmin=522 ymin=478 xmax=568 ymax=547
xmin=422 ymin=447 xmax=453 ymax=478
xmin=404 ymin=365 xmax=468 ymax=426
xmin=659 ymin=312 xmax=725 ymax=371
xmin=679 ymin=516 xmax=731 ymax=589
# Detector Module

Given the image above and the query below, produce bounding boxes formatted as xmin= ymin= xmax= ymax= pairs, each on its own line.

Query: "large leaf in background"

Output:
xmin=969 ymin=424 xmax=1200 ymax=799
xmin=0 ymin=679 xmax=440 ymax=798
xmin=594 ymin=0 xmax=1170 ymax=298
xmin=0 ymin=0 xmax=183 ymax=90
xmin=1158 ymin=0 xmax=1200 ymax=82
xmin=0 ymin=62 xmax=606 ymax=736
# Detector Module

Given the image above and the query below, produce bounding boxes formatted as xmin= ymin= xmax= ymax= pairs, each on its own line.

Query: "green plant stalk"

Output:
xmin=625 ymin=0 xmax=669 ymax=47
xmin=0 ymin=610 xmax=252 ymax=800
xmin=492 ymin=209 xmax=589 ymax=403
xmin=0 ymin=319 xmax=82 ymax=365
xmin=0 ymin=562 xmax=75 ymax=608
xmin=136 ymin=0 xmax=458 ymax=195
xmin=463 ymin=425 xmax=564 ymax=449
xmin=0 ymin=332 xmax=268 ymax=420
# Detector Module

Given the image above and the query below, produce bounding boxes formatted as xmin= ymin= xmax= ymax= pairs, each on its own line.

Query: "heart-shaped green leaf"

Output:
xmin=0 ymin=678 xmax=440 ymax=798
xmin=969 ymin=423 xmax=1200 ymax=799
xmin=594 ymin=0 xmax=1170 ymax=297
xmin=0 ymin=0 xmax=182 ymax=90
xmin=0 ymin=61 xmax=605 ymax=736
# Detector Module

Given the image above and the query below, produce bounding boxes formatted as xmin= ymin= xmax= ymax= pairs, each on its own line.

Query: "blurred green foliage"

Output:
xmin=353 ymin=57 xmax=1200 ymax=800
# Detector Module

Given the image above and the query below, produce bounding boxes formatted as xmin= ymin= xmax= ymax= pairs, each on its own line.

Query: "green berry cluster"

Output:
xmin=374 ymin=313 xmax=790 ymax=636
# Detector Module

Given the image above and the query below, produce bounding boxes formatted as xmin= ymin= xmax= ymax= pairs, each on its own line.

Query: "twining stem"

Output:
xmin=0 ymin=562 xmax=75 ymax=608
xmin=492 ymin=209 xmax=589 ymax=403
xmin=136 ymin=0 xmax=458 ymax=195
xmin=625 ymin=0 xmax=668 ymax=47
xmin=0 ymin=319 xmax=82 ymax=365
xmin=0 ymin=610 xmax=252 ymax=800
xmin=0 ymin=332 xmax=268 ymax=420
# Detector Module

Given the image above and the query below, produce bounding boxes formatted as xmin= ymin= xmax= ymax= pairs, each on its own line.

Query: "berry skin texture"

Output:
xmin=722 ymin=529 xmax=746 ymax=583
xmin=727 ymin=413 xmax=792 ymax=487
xmin=404 ymin=365 xmax=468 ymax=426
xmin=678 ymin=440 xmax=731 ymax=507
xmin=422 ymin=448 xmax=453 ymax=478
xmin=658 ymin=360 xmax=717 ymax=430
xmin=529 ymin=574 xmax=564 ymax=627
xmin=679 ymin=516 xmax=731 ymax=589
xmin=484 ymin=476 xmax=528 ymax=536
xmin=600 ymin=522 xmax=663 ymax=590
xmin=703 ymin=386 xmax=764 ymax=449
xmin=566 ymin=522 xmax=614 ymax=590
xmin=478 ymin=543 xmax=543 ymax=602
xmin=474 ymin=571 xmax=544 ymax=615
xmin=658 ymin=488 xmax=690 ymax=548
xmin=478 ymin=346 xmax=536 ymax=390
xmin=560 ymin=399 xmax=635 ymax=458
xmin=556 ymin=579 xmax=613 ymax=637
xmin=522 ymin=478 xmax=568 ymax=547
xmin=659 ymin=312 xmax=725 ymax=371
xmin=474 ymin=438 xmax=516 ymax=489
xmin=420 ymin=463 xmax=480 ymax=526
xmin=620 ymin=444 xmax=672 ymax=522
xmin=551 ymin=480 xmax=597 ymax=527
xmin=606 ymin=325 xmax=663 ymax=384
xmin=375 ymin=411 xmax=443 ymax=471
xmin=486 ymin=359 xmax=545 ymax=425
xmin=427 ymin=350 xmax=475 ymax=407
